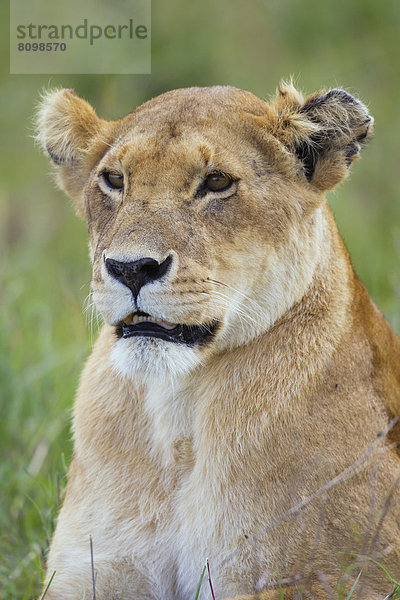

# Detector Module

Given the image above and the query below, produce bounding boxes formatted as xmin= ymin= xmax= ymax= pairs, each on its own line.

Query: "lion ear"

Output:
xmin=269 ymin=83 xmax=373 ymax=190
xmin=36 ymin=88 xmax=113 ymax=217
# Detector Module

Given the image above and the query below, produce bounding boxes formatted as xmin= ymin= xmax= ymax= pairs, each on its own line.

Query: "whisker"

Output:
xmin=185 ymin=278 xmax=266 ymax=330
xmin=82 ymin=290 xmax=102 ymax=348
xmin=164 ymin=298 xmax=211 ymax=308
xmin=176 ymin=284 xmax=262 ymax=330
xmin=209 ymin=285 xmax=266 ymax=324
xmin=206 ymin=290 xmax=265 ymax=330
xmin=201 ymin=296 xmax=248 ymax=326
xmin=207 ymin=278 xmax=258 ymax=304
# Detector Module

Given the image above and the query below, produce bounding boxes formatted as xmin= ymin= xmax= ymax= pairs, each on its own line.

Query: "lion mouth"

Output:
xmin=116 ymin=311 xmax=219 ymax=345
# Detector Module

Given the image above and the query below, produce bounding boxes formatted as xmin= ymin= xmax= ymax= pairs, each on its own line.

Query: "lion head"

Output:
xmin=36 ymin=83 xmax=372 ymax=382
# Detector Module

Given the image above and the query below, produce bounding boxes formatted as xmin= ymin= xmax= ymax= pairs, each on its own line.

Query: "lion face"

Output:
xmin=36 ymin=84 xmax=371 ymax=381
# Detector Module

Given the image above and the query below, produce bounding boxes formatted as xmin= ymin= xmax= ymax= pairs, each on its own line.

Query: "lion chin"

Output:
xmin=109 ymin=333 xmax=203 ymax=383
xmin=36 ymin=83 xmax=400 ymax=600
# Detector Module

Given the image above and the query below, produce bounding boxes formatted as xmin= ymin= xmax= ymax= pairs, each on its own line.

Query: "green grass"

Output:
xmin=0 ymin=196 xmax=89 ymax=597
xmin=346 ymin=555 xmax=400 ymax=600
xmin=1 ymin=0 xmax=399 ymax=597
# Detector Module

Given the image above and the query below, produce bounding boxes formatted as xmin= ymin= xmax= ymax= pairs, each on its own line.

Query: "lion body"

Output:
xmin=36 ymin=84 xmax=400 ymax=599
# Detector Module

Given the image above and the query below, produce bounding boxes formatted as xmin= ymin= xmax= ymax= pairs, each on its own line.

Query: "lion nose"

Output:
xmin=105 ymin=255 xmax=173 ymax=299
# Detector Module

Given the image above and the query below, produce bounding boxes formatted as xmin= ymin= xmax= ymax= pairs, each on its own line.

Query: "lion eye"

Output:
xmin=205 ymin=172 xmax=232 ymax=192
xmin=103 ymin=172 xmax=124 ymax=190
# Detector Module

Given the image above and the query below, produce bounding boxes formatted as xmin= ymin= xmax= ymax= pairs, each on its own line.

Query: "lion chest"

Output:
xmin=130 ymin=381 xmax=249 ymax=598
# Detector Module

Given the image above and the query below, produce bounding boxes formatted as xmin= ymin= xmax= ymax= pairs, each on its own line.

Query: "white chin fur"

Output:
xmin=109 ymin=335 xmax=202 ymax=384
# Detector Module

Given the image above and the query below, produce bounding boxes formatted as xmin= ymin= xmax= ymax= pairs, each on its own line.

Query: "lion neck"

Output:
xmin=133 ymin=203 xmax=353 ymax=466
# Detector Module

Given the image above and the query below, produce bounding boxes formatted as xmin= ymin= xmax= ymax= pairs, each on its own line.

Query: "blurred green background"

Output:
xmin=1 ymin=0 xmax=399 ymax=597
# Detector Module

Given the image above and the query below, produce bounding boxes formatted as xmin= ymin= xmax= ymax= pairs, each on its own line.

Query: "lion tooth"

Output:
xmin=160 ymin=320 xmax=176 ymax=330
xmin=123 ymin=312 xmax=177 ymax=329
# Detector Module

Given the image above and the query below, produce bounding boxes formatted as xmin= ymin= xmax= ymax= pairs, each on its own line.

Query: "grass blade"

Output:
xmin=345 ymin=569 xmax=363 ymax=600
xmin=277 ymin=572 xmax=284 ymax=600
xmin=207 ymin=559 xmax=216 ymax=600
xmin=90 ymin=535 xmax=97 ymax=600
xmin=40 ymin=570 xmax=56 ymax=600
xmin=346 ymin=553 xmax=399 ymax=587
xmin=194 ymin=563 xmax=207 ymax=600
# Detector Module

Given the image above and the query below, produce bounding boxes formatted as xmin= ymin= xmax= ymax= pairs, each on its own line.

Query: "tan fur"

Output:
xmin=36 ymin=83 xmax=400 ymax=600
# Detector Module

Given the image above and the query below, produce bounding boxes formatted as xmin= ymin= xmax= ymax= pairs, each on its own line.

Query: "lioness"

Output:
xmin=36 ymin=83 xmax=400 ymax=600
